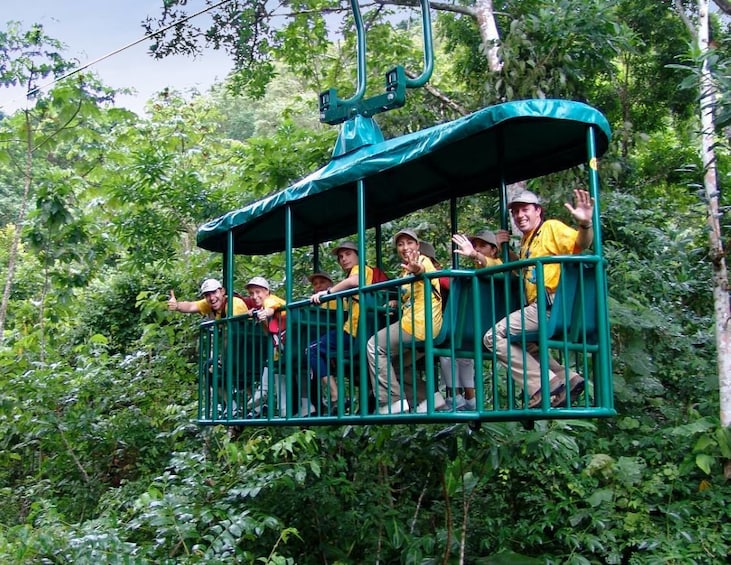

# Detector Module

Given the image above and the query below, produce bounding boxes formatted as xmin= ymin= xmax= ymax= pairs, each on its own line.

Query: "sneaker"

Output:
xmin=551 ymin=374 xmax=585 ymax=407
xmin=246 ymin=388 xmax=266 ymax=410
xmin=462 ymin=398 xmax=477 ymax=411
xmin=417 ymin=392 xmax=447 ymax=413
xmin=327 ymin=397 xmax=351 ymax=416
xmin=444 ymin=394 xmax=466 ymax=411
xmin=379 ymin=399 xmax=410 ymax=414
xmin=245 ymin=405 xmax=268 ymax=419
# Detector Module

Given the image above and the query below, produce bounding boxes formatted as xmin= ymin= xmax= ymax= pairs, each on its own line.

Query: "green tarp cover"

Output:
xmin=197 ymin=99 xmax=611 ymax=255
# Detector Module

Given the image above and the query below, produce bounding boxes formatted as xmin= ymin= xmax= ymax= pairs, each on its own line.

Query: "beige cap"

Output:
xmin=245 ymin=276 xmax=270 ymax=291
xmin=394 ymin=228 xmax=419 ymax=246
xmin=199 ymin=278 xmax=223 ymax=295
xmin=509 ymin=190 xmax=541 ymax=208
xmin=331 ymin=241 xmax=358 ymax=255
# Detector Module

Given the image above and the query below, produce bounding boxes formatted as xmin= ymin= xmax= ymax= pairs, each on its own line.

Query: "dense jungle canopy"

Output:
xmin=1 ymin=0 xmax=730 ymax=563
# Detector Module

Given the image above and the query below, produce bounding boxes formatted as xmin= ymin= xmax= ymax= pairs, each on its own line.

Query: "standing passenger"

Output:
xmin=368 ymin=229 xmax=444 ymax=414
xmin=484 ymin=190 xmax=590 ymax=408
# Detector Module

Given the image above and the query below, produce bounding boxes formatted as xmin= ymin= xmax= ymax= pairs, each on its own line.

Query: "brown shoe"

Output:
xmin=527 ymin=378 xmax=565 ymax=408
xmin=551 ymin=374 xmax=585 ymax=408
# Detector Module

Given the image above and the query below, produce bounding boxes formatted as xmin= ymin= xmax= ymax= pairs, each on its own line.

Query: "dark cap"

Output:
xmin=469 ymin=230 xmax=498 ymax=247
xmin=308 ymin=271 xmax=333 ymax=284
xmin=418 ymin=241 xmax=437 ymax=260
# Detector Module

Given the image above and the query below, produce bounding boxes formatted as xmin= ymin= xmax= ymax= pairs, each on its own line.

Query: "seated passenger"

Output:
xmin=308 ymin=271 xmax=336 ymax=309
xmin=367 ymin=229 xmax=444 ymax=414
xmin=442 ymin=230 xmax=503 ymax=410
xmin=308 ymin=241 xmax=378 ymax=415
xmin=484 ymin=189 xmax=589 ymax=408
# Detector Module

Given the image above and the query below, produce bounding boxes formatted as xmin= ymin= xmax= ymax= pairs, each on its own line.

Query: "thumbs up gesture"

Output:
xmin=168 ymin=289 xmax=178 ymax=311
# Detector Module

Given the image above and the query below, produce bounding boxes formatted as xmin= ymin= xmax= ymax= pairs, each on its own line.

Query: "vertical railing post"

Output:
xmin=586 ymin=126 xmax=613 ymax=410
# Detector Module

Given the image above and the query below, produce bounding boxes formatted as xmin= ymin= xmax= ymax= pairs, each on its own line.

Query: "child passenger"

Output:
xmin=244 ymin=276 xmax=303 ymax=418
xmin=367 ymin=229 xmax=444 ymax=414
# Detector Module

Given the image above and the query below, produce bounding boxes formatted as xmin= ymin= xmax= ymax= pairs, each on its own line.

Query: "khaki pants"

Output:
xmin=367 ymin=321 xmax=425 ymax=406
xmin=483 ymin=302 xmax=566 ymax=396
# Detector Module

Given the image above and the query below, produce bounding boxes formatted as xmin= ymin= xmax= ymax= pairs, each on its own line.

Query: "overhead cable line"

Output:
xmin=25 ymin=0 xmax=234 ymax=99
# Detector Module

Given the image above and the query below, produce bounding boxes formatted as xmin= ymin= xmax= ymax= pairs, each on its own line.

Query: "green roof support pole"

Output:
xmin=224 ymin=230 xmax=235 ymax=417
xmin=225 ymin=230 xmax=235 ymax=316
xmin=284 ymin=204 xmax=295 ymax=418
xmin=586 ymin=125 xmax=613 ymax=410
xmin=356 ymin=178 xmax=369 ymax=417
xmin=284 ymin=207 xmax=295 ymax=302
xmin=450 ymin=196 xmax=458 ymax=268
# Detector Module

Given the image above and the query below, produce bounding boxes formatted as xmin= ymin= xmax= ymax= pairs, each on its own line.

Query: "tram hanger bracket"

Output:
xmin=319 ymin=66 xmax=407 ymax=125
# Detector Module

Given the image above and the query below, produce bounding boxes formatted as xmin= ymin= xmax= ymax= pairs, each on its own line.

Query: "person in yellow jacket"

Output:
xmin=168 ymin=278 xmax=248 ymax=318
xmin=308 ymin=241 xmax=378 ymax=415
xmin=367 ymin=229 xmax=444 ymax=414
xmin=484 ymin=189 xmax=591 ymax=408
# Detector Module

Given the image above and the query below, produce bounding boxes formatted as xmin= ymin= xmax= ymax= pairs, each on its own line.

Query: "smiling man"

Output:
xmin=485 ymin=189 xmax=593 ymax=409
xmin=168 ymin=278 xmax=248 ymax=319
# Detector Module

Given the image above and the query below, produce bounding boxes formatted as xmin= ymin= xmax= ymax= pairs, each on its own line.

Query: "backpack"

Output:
xmin=371 ymin=266 xmax=390 ymax=283
xmin=234 ymin=292 xmax=257 ymax=311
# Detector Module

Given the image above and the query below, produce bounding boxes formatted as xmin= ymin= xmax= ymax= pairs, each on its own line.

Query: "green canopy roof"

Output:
xmin=197 ymin=99 xmax=611 ymax=255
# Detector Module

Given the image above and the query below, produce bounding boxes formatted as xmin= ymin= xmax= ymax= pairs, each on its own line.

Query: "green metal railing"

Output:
xmin=198 ymin=254 xmax=614 ymax=426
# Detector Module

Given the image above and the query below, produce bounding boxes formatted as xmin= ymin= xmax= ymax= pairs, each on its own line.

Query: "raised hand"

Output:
xmin=168 ymin=289 xmax=178 ymax=311
xmin=564 ymin=189 xmax=594 ymax=226
xmin=401 ymin=248 xmax=422 ymax=274
xmin=452 ymin=234 xmax=475 ymax=257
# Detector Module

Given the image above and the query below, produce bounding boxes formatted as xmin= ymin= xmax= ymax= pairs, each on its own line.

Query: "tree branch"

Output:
xmin=713 ymin=0 xmax=731 ymax=15
xmin=373 ymin=0 xmax=476 ymax=17
xmin=405 ymin=69 xmax=470 ymax=116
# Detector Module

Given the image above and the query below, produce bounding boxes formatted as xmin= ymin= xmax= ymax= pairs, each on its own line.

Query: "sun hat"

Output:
xmin=308 ymin=271 xmax=333 ymax=284
xmin=469 ymin=229 xmax=498 ymax=247
xmin=245 ymin=276 xmax=270 ymax=291
xmin=418 ymin=241 xmax=437 ymax=260
xmin=199 ymin=278 xmax=223 ymax=295
xmin=508 ymin=190 xmax=542 ymax=208
xmin=393 ymin=228 xmax=419 ymax=246
xmin=331 ymin=241 xmax=358 ymax=255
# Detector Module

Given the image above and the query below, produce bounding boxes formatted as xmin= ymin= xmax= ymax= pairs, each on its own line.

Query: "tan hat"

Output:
xmin=245 ymin=276 xmax=270 ymax=291
xmin=418 ymin=241 xmax=437 ymax=260
xmin=394 ymin=228 xmax=419 ymax=246
xmin=199 ymin=278 xmax=223 ymax=295
xmin=307 ymin=271 xmax=333 ymax=284
xmin=331 ymin=241 xmax=358 ymax=256
xmin=469 ymin=230 xmax=498 ymax=247
xmin=509 ymin=190 xmax=542 ymax=208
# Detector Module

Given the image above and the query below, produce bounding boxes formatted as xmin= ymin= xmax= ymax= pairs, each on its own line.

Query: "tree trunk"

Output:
xmin=0 ymin=110 xmax=33 ymax=341
xmin=697 ymin=0 xmax=731 ymax=428
xmin=475 ymin=0 xmax=503 ymax=72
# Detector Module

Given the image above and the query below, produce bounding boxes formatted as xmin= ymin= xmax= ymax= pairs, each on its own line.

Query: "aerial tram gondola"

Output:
xmin=193 ymin=0 xmax=615 ymax=427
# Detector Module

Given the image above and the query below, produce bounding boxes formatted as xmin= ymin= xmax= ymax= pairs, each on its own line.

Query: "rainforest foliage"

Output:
xmin=1 ymin=1 xmax=730 ymax=563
